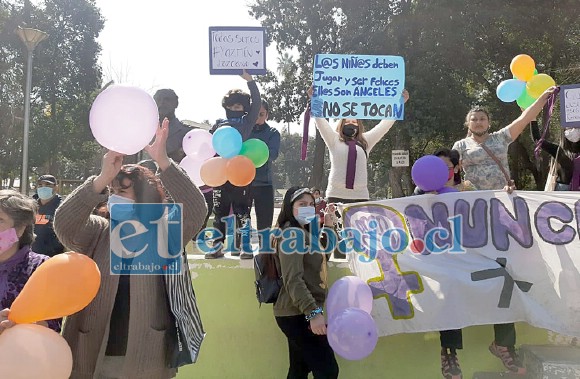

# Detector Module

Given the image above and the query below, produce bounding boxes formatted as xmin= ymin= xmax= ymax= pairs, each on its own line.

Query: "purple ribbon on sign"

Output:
xmin=534 ymin=87 xmax=560 ymax=159
xmin=345 ymin=140 xmax=357 ymax=189
xmin=301 ymin=104 xmax=311 ymax=161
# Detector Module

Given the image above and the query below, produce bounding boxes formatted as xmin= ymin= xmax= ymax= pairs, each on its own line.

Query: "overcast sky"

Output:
xmin=95 ymin=0 xmax=302 ymax=132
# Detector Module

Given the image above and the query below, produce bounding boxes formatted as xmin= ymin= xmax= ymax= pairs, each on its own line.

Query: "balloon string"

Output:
xmin=534 ymin=87 xmax=560 ymax=159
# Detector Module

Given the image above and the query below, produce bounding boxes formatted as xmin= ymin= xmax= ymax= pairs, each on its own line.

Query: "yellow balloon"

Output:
xmin=0 ymin=324 xmax=73 ymax=379
xmin=526 ymin=74 xmax=556 ymax=98
xmin=510 ymin=54 xmax=535 ymax=82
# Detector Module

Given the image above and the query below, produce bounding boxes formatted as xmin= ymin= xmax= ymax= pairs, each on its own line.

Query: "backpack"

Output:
xmin=253 ymin=251 xmax=282 ymax=306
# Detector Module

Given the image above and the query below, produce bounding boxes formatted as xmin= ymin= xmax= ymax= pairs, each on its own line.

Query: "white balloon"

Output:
xmin=89 ymin=85 xmax=159 ymax=154
xmin=179 ymin=155 xmax=205 ymax=186
xmin=182 ymin=129 xmax=216 ymax=161
xmin=0 ymin=324 xmax=73 ymax=379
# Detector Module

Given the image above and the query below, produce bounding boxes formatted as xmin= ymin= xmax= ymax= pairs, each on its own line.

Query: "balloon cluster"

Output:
xmin=496 ymin=54 xmax=556 ymax=109
xmin=179 ymin=126 xmax=270 ymax=187
xmin=0 ymin=253 xmax=101 ymax=379
xmin=325 ymin=276 xmax=379 ymax=360
xmin=411 ymin=156 xmax=458 ymax=193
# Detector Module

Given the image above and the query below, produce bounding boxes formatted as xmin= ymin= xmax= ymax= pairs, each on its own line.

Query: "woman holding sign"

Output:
xmin=307 ymin=87 xmax=409 ymax=258
xmin=308 ymin=87 xmax=409 ymax=203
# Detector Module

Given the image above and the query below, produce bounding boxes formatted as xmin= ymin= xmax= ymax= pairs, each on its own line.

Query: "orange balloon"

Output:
xmin=510 ymin=54 xmax=535 ymax=82
xmin=9 ymin=252 xmax=101 ymax=324
xmin=226 ymin=155 xmax=256 ymax=186
xmin=0 ymin=324 xmax=72 ymax=379
xmin=200 ymin=157 xmax=228 ymax=187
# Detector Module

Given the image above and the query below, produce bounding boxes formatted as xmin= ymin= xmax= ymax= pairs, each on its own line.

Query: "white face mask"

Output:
xmin=37 ymin=187 xmax=54 ymax=200
xmin=107 ymin=194 xmax=135 ymax=221
xmin=295 ymin=206 xmax=316 ymax=226
xmin=564 ymin=128 xmax=580 ymax=143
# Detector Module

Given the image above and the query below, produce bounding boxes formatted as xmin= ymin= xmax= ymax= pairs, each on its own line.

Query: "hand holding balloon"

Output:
xmin=0 ymin=309 xmax=14 ymax=336
xmin=93 ymin=150 xmax=124 ymax=194
xmin=144 ymin=117 xmax=170 ymax=171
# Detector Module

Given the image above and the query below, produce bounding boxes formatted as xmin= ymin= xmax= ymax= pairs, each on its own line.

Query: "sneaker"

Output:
xmin=205 ymin=247 xmax=224 ymax=259
xmin=230 ymin=250 xmax=241 ymax=257
xmin=489 ymin=342 xmax=526 ymax=375
xmin=440 ymin=348 xmax=462 ymax=379
xmin=240 ymin=251 xmax=254 ymax=260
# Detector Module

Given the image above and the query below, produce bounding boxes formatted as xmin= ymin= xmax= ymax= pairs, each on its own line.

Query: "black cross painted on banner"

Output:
xmin=471 ymin=258 xmax=533 ymax=308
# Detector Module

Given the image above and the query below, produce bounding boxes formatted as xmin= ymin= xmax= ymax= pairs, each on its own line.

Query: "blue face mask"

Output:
xmin=107 ymin=194 xmax=135 ymax=221
xmin=295 ymin=206 xmax=316 ymax=226
xmin=37 ymin=187 xmax=54 ymax=200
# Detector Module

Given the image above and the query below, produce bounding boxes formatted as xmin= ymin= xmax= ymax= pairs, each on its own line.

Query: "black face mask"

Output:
xmin=343 ymin=124 xmax=358 ymax=138
xmin=226 ymin=110 xmax=245 ymax=119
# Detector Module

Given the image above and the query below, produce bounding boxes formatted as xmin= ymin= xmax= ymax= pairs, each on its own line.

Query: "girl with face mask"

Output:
xmin=531 ymin=120 xmax=580 ymax=191
xmin=271 ymin=186 xmax=339 ymax=379
xmin=53 ymin=119 xmax=208 ymax=379
xmin=0 ymin=191 xmax=61 ymax=335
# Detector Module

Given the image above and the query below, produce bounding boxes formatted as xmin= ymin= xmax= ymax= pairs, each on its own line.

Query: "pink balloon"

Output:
xmin=326 ymin=276 xmax=373 ymax=321
xmin=182 ymin=129 xmax=216 ymax=161
xmin=89 ymin=85 xmax=159 ymax=154
xmin=179 ymin=155 xmax=205 ymax=186
xmin=327 ymin=307 xmax=378 ymax=360
xmin=0 ymin=324 xmax=73 ymax=379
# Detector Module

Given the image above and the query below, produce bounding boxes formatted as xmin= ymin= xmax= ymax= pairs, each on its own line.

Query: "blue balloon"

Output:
xmin=212 ymin=126 xmax=242 ymax=158
xmin=411 ymin=156 xmax=448 ymax=192
xmin=496 ymin=79 xmax=526 ymax=102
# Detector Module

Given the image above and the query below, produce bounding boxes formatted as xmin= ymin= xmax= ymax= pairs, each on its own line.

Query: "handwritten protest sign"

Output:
xmin=209 ymin=26 xmax=267 ymax=75
xmin=560 ymin=84 xmax=580 ymax=128
xmin=311 ymin=54 xmax=405 ymax=120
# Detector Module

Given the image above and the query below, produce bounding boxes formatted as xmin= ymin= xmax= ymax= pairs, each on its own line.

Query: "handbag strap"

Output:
xmin=478 ymin=142 xmax=511 ymax=184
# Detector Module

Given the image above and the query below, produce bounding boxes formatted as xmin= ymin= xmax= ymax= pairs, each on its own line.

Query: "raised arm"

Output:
xmin=240 ymin=71 xmax=262 ymax=140
xmin=362 ymin=89 xmax=409 ymax=151
xmin=508 ymin=86 xmax=558 ymax=140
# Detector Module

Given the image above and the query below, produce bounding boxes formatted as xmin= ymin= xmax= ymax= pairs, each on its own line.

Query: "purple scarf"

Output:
xmin=346 ymin=140 xmax=358 ymax=189
xmin=0 ymin=246 xmax=30 ymax=300
xmin=301 ymin=104 xmax=311 ymax=161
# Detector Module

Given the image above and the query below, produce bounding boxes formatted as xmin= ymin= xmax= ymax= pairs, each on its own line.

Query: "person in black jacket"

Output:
xmin=207 ymin=70 xmax=261 ymax=259
xmin=531 ymin=121 xmax=580 ymax=190
xmin=31 ymin=175 xmax=64 ymax=257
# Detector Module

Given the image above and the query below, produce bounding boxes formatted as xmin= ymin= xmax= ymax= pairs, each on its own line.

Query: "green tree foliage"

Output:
xmin=0 ymin=0 xmax=104 ymax=184
xmin=249 ymin=0 xmax=580 ymax=197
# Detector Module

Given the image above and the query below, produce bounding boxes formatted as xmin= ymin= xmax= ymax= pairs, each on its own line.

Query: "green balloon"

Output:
xmin=240 ymin=139 xmax=269 ymax=168
xmin=516 ymin=89 xmax=536 ymax=109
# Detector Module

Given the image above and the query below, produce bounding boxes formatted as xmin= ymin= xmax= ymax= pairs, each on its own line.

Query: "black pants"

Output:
xmin=194 ymin=190 xmax=214 ymax=240
xmin=275 ymin=315 xmax=339 ymax=379
xmin=212 ymin=182 xmax=251 ymax=249
xmin=440 ymin=323 xmax=516 ymax=349
xmin=249 ymin=185 xmax=275 ymax=231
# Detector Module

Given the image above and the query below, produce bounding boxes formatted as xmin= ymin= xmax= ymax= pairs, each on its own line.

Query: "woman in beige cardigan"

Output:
xmin=54 ymin=119 xmax=207 ymax=379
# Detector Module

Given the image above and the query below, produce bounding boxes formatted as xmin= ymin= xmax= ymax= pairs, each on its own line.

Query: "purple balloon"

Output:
xmin=411 ymin=155 xmax=449 ymax=192
xmin=179 ymin=155 xmax=204 ymax=186
xmin=437 ymin=186 xmax=459 ymax=194
xmin=327 ymin=308 xmax=378 ymax=360
xmin=326 ymin=276 xmax=373 ymax=321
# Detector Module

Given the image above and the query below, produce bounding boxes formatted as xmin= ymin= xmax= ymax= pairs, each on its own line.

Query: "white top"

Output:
xmin=314 ymin=118 xmax=396 ymax=200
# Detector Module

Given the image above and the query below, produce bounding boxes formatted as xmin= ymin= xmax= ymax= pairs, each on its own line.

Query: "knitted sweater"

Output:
xmin=53 ymin=162 xmax=207 ymax=379
xmin=314 ymin=118 xmax=396 ymax=200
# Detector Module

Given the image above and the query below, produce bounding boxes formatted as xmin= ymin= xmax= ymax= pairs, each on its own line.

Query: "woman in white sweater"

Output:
xmin=309 ymin=89 xmax=409 ymax=204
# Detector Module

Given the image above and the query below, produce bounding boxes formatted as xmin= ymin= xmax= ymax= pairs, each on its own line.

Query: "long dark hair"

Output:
xmin=275 ymin=186 xmax=314 ymax=230
xmin=433 ymin=148 xmax=461 ymax=185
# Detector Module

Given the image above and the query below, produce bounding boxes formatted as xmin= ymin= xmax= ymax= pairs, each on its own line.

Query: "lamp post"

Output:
xmin=14 ymin=26 xmax=48 ymax=195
